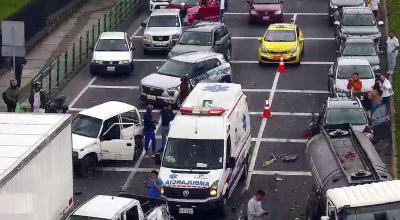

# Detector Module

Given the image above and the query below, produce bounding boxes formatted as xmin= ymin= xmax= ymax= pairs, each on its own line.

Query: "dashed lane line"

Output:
xmin=68 ymin=77 xmax=97 ymax=109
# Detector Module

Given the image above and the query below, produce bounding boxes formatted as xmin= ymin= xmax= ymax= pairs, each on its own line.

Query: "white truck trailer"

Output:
xmin=0 ymin=113 xmax=74 ymax=220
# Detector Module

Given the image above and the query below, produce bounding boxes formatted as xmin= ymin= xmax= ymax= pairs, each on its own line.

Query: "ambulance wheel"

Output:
xmin=133 ymin=135 xmax=143 ymax=161
xmin=217 ymin=197 xmax=228 ymax=217
xmin=78 ymin=155 xmax=97 ymax=177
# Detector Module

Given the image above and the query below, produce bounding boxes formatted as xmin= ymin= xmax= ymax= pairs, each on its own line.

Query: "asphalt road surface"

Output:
xmin=62 ymin=0 xmax=391 ymax=219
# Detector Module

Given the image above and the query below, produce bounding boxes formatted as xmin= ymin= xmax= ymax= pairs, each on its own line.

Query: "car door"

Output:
xmin=213 ymin=28 xmax=224 ymax=54
xmin=100 ymin=116 xmax=134 ymax=161
xmin=199 ymin=0 xmax=219 ymax=20
xmin=296 ymin=26 xmax=304 ymax=51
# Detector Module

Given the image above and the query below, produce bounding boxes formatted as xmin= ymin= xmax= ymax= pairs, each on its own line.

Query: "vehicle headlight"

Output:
xmin=372 ymin=65 xmax=380 ymax=70
xmin=171 ymin=34 xmax=180 ymax=39
xmin=209 ymin=181 xmax=218 ymax=197
xmin=289 ymin=46 xmax=297 ymax=53
xmin=160 ymin=187 xmax=164 ymax=194
xmin=166 ymin=87 xmax=178 ymax=96
xmin=274 ymin=10 xmax=282 ymax=14
xmin=119 ymin=60 xmax=130 ymax=64
xmin=93 ymin=60 xmax=103 ymax=64
xmin=261 ymin=47 xmax=268 ymax=53
xmin=330 ymin=2 xmax=338 ymax=9
xmin=143 ymin=34 xmax=152 ymax=40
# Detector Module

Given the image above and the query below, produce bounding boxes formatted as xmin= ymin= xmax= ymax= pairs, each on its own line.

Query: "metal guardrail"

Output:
xmin=31 ymin=0 xmax=140 ymax=96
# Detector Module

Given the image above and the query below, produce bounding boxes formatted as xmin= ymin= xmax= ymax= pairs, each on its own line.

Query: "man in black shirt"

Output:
xmin=159 ymin=104 xmax=174 ymax=153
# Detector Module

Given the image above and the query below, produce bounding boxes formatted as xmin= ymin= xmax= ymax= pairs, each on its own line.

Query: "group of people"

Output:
xmin=2 ymin=80 xmax=47 ymax=113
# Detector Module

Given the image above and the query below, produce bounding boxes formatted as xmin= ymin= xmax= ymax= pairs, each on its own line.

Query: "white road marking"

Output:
xmin=246 ymin=71 xmax=280 ymax=188
xmin=89 ymin=85 xmax=140 ymax=89
xmin=225 ymin=12 xmax=328 ymax=16
xmin=251 ymin=170 xmax=312 ymax=176
xmin=68 ymin=77 xmax=97 ymax=109
xmin=292 ymin=13 xmax=298 ymax=23
xmin=130 ymin=27 xmax=143 ymax=40
xmin=242 ymin=88 xmax=329 ymax=94
xmin=232 ymin=36 xmax=334 ymax=40
xmin=251 ymin=138 xmax=308 ymax=143
xmin=130 ymin=59 xmax=333 ymax=64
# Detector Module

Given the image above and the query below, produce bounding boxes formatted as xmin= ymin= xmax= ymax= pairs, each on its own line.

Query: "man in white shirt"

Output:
xmin=247 ymin=190 xmax=268 ymax=220
xmin=387 ymin=31 xmax=400 ymax=75
xmin=369 ymin=0 xmax=379 ymax=18
xmin=220 ymin=0 xmax=227 ymax=22
xmin=378 ymin=74 xmax=393 ymax=110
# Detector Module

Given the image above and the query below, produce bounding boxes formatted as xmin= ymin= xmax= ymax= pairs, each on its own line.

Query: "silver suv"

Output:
xmin=140 ymin=52 xmax=232 ymax=105
xmin=141 ymin=9 xmax=184 ymax=53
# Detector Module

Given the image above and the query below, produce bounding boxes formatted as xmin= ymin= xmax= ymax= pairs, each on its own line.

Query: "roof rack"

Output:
xmin=321 ymin=123 xmax=381 ymax=184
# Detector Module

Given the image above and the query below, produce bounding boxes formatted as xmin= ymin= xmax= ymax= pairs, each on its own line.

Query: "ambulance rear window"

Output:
xmin=162 ymin=138 xmax=224 ymax=170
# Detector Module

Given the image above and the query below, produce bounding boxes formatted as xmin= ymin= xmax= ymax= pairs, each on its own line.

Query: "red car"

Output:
xmin=247 ymin=0 xmax=284 ymax=24
xmin=167 ymin=0 xmax=220 ymax=25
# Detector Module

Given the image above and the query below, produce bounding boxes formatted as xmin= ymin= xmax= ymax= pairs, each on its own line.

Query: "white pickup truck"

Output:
xmin=67 ymin=194 xmax=172 ymax=220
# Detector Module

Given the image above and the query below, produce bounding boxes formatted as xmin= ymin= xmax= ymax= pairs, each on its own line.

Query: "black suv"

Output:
xmin=168 ymin=21 xmax=232 ymax=61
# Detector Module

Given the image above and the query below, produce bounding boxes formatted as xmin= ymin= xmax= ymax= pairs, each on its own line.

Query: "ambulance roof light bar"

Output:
xmin=180 ymin=107 xmax=225 ymax=116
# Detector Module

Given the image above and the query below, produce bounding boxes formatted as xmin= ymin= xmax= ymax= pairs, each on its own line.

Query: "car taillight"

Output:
xmin=179 ymin=107 xmax=225 ymax=116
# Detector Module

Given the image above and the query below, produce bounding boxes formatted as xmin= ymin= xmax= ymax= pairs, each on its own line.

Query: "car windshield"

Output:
xmin=95 ymin=39 xmax=128 ymax=51
xmin=341 ymin=202 xmax=400 ymax=220
xmin=337 ymin=65 xmax=374 ymax=79
xmin=178 ymin=31 xmax=212 ymax=46
xmin=148 ymin=15 xmax=180 ymax=27
xmin=72 ymin=115 xmax=102 ymax=138
xmin=342 ymin=14 xmax=376 ymax=26
xmin=325 ymin=108 xmax=367 ymax=125
xmin=67 ymin=216 xmax=108 ymax=220
xmin=162 ymin=138 xmax=224 ymax=170
xmin=158 ymin=59 xmax=195 ymax=77
xmin=265 ymin=30 xmax=296 ymax=42
xmin=254 ymin=0 xmax=280 ymax=4
xmin=342 ymin=42 xmax=377 ymax=56
xmin=170 ymin=0 xmax=198 ymax=6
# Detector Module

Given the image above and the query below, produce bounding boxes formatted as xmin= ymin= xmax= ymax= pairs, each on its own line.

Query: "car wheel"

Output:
xmin=78 ymin=155 xmax=97 ymax=177
xmin=133 ymin=136 xmax=143 ymax=161
xmin=225 ymin=49 xmax=232 ymax=62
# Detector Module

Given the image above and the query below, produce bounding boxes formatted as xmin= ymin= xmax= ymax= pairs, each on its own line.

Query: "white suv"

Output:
xmin=72 ymin=101 xmax=143 ymax=177
xmin=90 ymin=32 xmax=135 ymax=75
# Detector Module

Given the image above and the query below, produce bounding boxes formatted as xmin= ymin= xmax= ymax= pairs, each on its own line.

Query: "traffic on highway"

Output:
xmin=1 ymin=0 xmax=399 ymax=219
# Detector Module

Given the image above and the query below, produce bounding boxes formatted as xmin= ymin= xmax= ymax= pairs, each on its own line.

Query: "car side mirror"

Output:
xmin=246 ymin=0 xmax=251 ymax=3
xmin=334 ymin=21 xmax=340 ymax=26
xmin=257 ymin=37 xmax=263 ymax=43
xmin=226 ymin=157 xmax=235 ymax=169
xmin=280 ymin=0 xmax=283 ymax=3
xmin=140 ymin=22 xmax=147 ymax=28
xmin=377 ymin=21 xmax=384 ymax=26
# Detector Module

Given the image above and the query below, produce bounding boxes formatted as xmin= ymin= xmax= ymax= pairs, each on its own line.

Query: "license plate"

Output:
xmin=272 ymin=56 xmax=281 ymax=60
xmin=154 ymin=42 xmax=167 ymax=46
xmin=179 ymin=208 xmax=194 ymax=214
xmin=147 ymin=95 xmax=156 ymax=100
xmin=263 ymin=16 xmax=270 ymax=20
xmin=107 ymin=66 xmax=115 ymax=71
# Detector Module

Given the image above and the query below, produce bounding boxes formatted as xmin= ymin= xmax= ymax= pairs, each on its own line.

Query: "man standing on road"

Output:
xmin=247 ymin=190 xmax=268 ymax=220
xmin=160 ymin=104 xmax=174 ymax=153
xmin=387 ymin=31 xmax=399 ymax=75
xmin=143 ymin=105 xmax=157 ymax=158
xmin=178 ymin=78 xmax=190 ymax=106
xmin=2 ymin=79 xmax=19 ymax=112
xmin=220 ymin=0 xmax=227 ymax=22
xmin=378 ymin=74 xmax=393 ymax=110
xmin=146 ymin=170 xmax=163 ymax=199
xmin=29 ymin=82 xmax=46 ymax=113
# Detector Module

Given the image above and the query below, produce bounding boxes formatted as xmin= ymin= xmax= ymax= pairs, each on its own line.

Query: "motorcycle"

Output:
xmin=45 ymin=95 xmax=68 ymax=113
xmin=303 ymin=113 xmax=320 ymax=138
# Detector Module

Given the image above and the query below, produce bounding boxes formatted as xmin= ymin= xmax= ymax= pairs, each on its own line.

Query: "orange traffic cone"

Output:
xmin=276 ymin=56 xmax=286 ymax=73
xmin=262 ymin=99 xmax=272 ymax=118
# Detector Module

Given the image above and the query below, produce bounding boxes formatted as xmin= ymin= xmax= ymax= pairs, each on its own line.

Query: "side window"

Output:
xmin=296 ymin=27 xmax=300 ymax=39
xmin=193 ymin=61 xmax=207 ymax=76
xmin=102 ymin=116 xmax=120 ymax=140
xmin=121 ymin=110 xmax=140 ymax=129
xmin=126 ymin=205 xmax=139 ymax=220
xmin=208 ymin=58 xmax=220 ymax=70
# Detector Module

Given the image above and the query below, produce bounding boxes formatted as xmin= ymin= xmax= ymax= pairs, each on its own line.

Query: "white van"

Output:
xmin=72 ymin=101 xmax=143 ymax=177
xmin=158 ymin=83 xmax=251 ymax=216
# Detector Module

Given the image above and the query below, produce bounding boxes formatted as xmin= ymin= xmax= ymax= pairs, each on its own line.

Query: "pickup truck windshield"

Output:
xmin=325 ymin=108 xmax=367 ymax=125
xmin=162 ymin=138 xmax=224 ymax=169
xmin=341 ymin=202 xmax=400 ymax=220
xmin=72 ymin=115 xmax=102 ymax=138
xmin=67 ymin=216 xmax=108 ymax=220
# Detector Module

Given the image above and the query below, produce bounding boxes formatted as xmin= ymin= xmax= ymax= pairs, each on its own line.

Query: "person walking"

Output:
xmin=387 ymin=31 xmax=399 ymax=75
xmin=178 ymin=78 xmax=190 ymax=106
xmin=378 ymin=74 xmax=393 ymax=110
xmin=146 ymin=170 xmax=163 ymax=199
xmin=369 ymin=0 xmax=379 ymax=18
xmin=247 ymin=190 xmax=268 ymax=220
xmin=2 ymin=79 xmax=19 ymax=112
xmin=143 ymin=105 xmax=157 ymax=158
xmin=29 ymin=82 xmax=46 ymax=113
xmin=160 ymin=104 xmax=174 ymax=152
xmin=220 ymin=0 xmax=228 ymax=22
xmin=14 ymin=57 xmax=27 ymax=87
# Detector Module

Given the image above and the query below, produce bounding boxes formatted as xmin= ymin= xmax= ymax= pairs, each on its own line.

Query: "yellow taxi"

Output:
xmin=257 ymin=23 xmax=304 ymax=64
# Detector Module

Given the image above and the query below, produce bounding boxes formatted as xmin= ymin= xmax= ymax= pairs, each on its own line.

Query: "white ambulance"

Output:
xmin=158 ymin=83 xmax=251 ymax=216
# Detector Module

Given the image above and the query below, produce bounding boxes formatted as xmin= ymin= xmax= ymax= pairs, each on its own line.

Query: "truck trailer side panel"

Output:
xmin=0 ymin=114 xmax=73 ymax=220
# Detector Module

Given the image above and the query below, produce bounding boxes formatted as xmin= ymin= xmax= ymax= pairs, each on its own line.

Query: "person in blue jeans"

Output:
xmin=143 ymin=105 xmax=157 ymax=158
xmin=147 ymin=170 xmax=163 ymax=198
xmin=160 ymin=104 xmax=175 ymax=153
